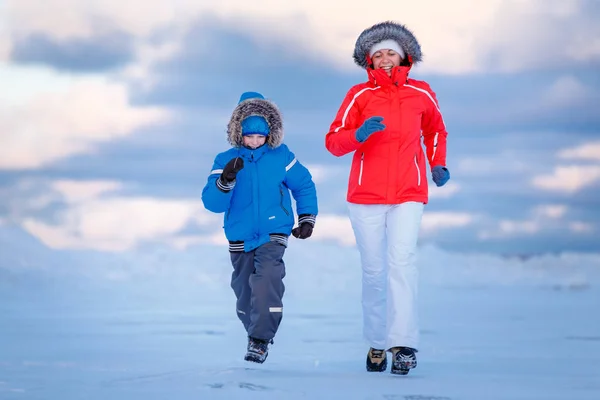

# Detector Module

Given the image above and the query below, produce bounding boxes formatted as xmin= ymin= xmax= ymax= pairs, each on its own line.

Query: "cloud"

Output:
xmin=533 ymin=204 xmax=567 ymax=219
xmin=4 ymin=0 xmax=599 ymax=75
xmin=303 ymin=164 xmax=348 ymax=185
xmin=540 ymin=76 xmax=595 ymax=109
xmin=311 ymin=214 xmax=355 ymax=246
xmin=22 ymin=196 xmax=219 ymax=252
xmin=532 ymin=165 xmax=600 ymax=193
xmin=421 ymin=212 xmax=474 ymax=234
xmin=559 ymin=141 xmax=600 ymax=162
xmin=477 ymin=203 xmax=595 ymax=240
xmin=0 ymin=38 xmax=10 ymax=62
xmin=0 ymin=78 xmax=172 ymax=170
xmin=569 ymin=221 xmax=594 ymax=234
xmin=11 ymin=31 xmax=135 ymax=72
xmin=0 ymin=63 xmax=79 ymax=107
xmin=474 ymin=0 xmax=600 ymax=73
xmin=51 ymin=179 xmax=123 ymax=203
xmin=428 ymin=182 xmax=461 ymax=199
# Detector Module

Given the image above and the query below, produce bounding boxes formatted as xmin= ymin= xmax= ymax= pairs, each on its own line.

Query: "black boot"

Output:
xmin=366 ymin=348 xmax=387 ymax=372
xmin=244 ymin=337 xmax=272 ymax=364
xmin=390 ymin=347 xmax=417 ymax=375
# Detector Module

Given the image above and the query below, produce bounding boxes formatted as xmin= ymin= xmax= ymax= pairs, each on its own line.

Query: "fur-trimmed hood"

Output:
xmin=227 ymin=97 xmax=284 ymax=148
xmin=353 ymin=21 xmax=422 ymax=69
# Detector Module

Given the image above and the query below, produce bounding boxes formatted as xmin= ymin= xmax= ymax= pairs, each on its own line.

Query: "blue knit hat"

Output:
xmin=238 ymin=91 xmax=264 ymax=103
xmin=238 ymin=92 xmax=270 ymax=136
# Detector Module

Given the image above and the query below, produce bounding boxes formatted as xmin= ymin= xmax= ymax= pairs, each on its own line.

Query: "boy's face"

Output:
xmin=243 ymin=134 xmax=267 ymax=149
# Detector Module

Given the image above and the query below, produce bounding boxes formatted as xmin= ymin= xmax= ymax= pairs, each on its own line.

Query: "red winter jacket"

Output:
xmin=325 ymin=65 xmax=448 ymax=205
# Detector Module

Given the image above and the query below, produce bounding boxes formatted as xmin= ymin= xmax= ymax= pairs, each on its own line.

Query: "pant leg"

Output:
xmin=385 ymin=201 xmax=424 ymax=351
xmin=248 ymin=241 xmax=286 ymax=341
xmin=230 ymin=250 xmax=255 ymax=332
xmin=347 ymin=202 xmax=389 ymax=350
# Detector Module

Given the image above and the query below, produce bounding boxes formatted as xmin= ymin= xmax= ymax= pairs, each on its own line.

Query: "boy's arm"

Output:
xmin=201 ymin=156 xmax=235 ymax=213
xmin=283 ymin=151 xmax=318 ymax=222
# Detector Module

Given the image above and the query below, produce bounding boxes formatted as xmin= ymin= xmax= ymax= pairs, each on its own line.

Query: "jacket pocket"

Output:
xmin=358 ymin=153 xmax=364 ymax=186
xmin=414 ymin=155 xmax=421 ymax=186
xmin=279 ymin=186 xmax=290 ymax=216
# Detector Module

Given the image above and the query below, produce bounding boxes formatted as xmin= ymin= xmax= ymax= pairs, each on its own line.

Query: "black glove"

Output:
xmin=292 ymin=214 xmax=316 ymax=239
xmin=221 ymin=157 xmax=244 ymax=183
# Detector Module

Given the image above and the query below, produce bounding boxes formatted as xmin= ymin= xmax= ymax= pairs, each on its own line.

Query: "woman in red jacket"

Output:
xmin=325 ymin=21 xmax=450 ymax=375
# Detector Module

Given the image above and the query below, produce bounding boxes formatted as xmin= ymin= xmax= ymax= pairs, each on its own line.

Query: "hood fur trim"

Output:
xmin=353 ymin=21 xmax=422 ymax=69
xmin=227 ymin=98 xmax=283 ymax=148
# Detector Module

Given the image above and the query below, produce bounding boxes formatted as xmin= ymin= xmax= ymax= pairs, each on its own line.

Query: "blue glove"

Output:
xmin=432 ymin=166 xmax=450 ymax=187
xmin=355 ymin=116 xmax=385 ymax=142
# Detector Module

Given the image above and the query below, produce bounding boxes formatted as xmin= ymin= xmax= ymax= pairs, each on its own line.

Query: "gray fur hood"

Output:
xmin=227 ymin=98 xmax=284 ymax=148
xmin=353 ymin=21 xmax=422 ymax=69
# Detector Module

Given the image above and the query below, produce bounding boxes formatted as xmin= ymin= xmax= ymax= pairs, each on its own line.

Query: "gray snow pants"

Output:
xmin=230 ymin=241 xmax=286 ymax=341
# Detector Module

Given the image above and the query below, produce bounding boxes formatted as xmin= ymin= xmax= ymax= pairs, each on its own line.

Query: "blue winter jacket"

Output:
xmin=201 ymin=95 xmax=318 ymax=252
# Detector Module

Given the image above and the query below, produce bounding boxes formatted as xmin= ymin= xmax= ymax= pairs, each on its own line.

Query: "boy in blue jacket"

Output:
xmin=202 ymin=91 xmax=318 ymax=363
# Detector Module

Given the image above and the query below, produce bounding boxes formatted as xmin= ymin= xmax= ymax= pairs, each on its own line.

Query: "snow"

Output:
xmin=1 ymin=229 xmax=600 ymax=399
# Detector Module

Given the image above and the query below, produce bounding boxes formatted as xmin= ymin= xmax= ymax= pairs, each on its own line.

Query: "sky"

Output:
xmin=1 ymin=0 xmax=599 ymax=255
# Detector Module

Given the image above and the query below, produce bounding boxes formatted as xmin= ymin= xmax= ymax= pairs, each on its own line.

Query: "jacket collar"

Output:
xmin=367 ymin=65 xmax=411 ymax=87
xmin=238 ymin=143 xmax=269 ymax=161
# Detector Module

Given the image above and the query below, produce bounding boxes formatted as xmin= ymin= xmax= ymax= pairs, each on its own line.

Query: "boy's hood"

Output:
xmin=227 ymin=98 xmax=284 ymax=148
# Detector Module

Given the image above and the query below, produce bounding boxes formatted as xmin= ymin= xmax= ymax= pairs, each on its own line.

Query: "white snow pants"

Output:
xmin=347 ymin=201 xmax=424 ymax=351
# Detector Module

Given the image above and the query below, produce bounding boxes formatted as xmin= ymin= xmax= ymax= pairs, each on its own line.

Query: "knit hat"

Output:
xmin=238 ymin=91 xmax=264 ymax=103
xmin=241 ymin=115 xmax=270 ymax=136
xmin=227 ymin=92 xmax=284 ymax=148
xmin=353 ymin=21 xmax=422 ymax=69
xmin=368 ymin=39 xmax=405 ymax=59
xmin=238 ymin=92 xmax=270 ymax=136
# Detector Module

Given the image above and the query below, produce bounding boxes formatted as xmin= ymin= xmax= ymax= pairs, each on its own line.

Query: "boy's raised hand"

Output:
xmin=221 ymin=157 xmax=244 ymax=183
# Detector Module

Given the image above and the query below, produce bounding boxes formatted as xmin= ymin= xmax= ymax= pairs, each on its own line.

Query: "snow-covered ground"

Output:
xmin=1 ymin=228 xmax=600 ymax=399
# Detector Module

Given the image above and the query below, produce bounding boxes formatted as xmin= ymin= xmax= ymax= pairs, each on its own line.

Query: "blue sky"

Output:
xmin=1 ymin=0 xmax=599 ymax=255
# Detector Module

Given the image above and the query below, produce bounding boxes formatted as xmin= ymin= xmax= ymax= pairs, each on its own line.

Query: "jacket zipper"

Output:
xmin=358 ymin=153 xmax=364 ymax=186
xmin=279 ymin=186 xmax=290 ymax=215
xmin=414 ymin=155 xmax=421 ymax=186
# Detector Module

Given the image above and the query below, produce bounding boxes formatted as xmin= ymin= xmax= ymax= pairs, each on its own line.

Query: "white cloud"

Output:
xmin=478 ymin=203 xmax=593 ymax=240
xmin=22 ymin=196 xmax=219 ymax=252
xmin=499 ymin=220 xmax=540 ymax=235
xmin=532 ymin=165 xmax=600 ymax=193
xmin=478 ymin=219 xmax=541 ymax=240
xmin=303 ymin=164 xmax=347 ymax=184
xmin=4 ymin=0 xmax=598 ymax=75
xmin=533 ymin=204 xmax=567 ymax=219
xmin=456 ymin=156 xmax=528 ymax=177
xmin=0 ymin=63 xmax=77 ymax=107
xmin=51 ymin=179 xmax=122 ymax=203
xmin=541 ymin=76 xmax=594 ymax=109
xmin=472 ymin=0 xmax=600 ymax=73
xmin=311 ymin=214 xmax=355 ymax=246
xmin=421 ymin=212 xmax=474 ymax=233
xmin=559 ymin=141 xmax=600 ymax=162
xmin=569 ymin=221 xmax=594 ymax=234
xmin=428 ymin=182 xmax=461 ymax=199
xmin=0 ymin=78 xmax=171 ymax=169
xmin=168 ymin=232 xmax=228 ymax=250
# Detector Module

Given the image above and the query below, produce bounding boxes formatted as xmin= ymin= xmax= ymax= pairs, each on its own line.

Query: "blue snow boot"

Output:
xmin=390 ymin=347 xmax=417 ymax=375
xmin=366 ymin=348 xmax=387 ymax=372
xmin=244 ymin=337 xmax=272 ymax=364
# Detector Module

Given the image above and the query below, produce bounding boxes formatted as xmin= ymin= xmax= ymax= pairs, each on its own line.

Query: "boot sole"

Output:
xmin=244 ymin=352 xmax=268 ymax=364
xmin=391 ymin=360 xmax=417 ymax=375
xmin=366 ymin=358 xmax=387 ymax=372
